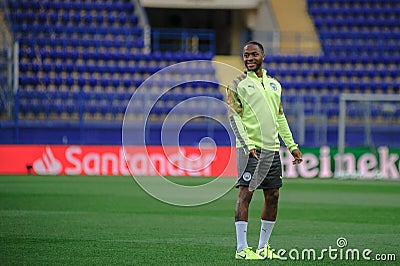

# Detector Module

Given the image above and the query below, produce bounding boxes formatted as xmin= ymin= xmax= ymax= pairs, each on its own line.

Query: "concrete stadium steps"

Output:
xmin=269 ymin=0 xmax=321 ymax=55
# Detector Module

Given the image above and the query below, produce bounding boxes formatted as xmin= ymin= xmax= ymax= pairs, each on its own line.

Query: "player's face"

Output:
xmin=243 ymin=44 xmax=264 ymax=73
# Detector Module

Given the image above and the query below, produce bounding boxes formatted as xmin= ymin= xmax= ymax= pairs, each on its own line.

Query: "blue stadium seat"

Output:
xmin=41 ymin=75 xmax=51 ymax=87
xmin=61 ymin=13 xmax=70 ymax=24
xmin=65 ymin=103 xmax=76 ymax=116
xmin=53 ymin=75 xmax=63 ymax=87
xmin=129 ymin=15 xmax=139 ymax=26
xmin=95 ymin=13 xmax=104 ymax=24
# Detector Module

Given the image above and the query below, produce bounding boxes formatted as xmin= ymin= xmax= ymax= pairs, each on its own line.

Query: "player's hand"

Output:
xmin=249 ymin=149 xmax=259 ymax=160
xmin=291 ymin=149 xmax=303 ymax=165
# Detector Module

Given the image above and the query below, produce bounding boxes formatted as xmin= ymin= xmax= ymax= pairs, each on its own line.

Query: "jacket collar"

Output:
xmin=247 ymin=69 xmax=267 ymax=80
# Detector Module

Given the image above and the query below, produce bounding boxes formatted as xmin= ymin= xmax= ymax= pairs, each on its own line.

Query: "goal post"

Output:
xmin=337 ymin=93 xmax=400 ymax=177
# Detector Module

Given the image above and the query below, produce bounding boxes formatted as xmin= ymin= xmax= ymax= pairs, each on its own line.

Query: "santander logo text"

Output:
xmin=64 ymin=146 xmax=129 ymax=175
xmin=56 ymin=146 xmax=214 ymax=176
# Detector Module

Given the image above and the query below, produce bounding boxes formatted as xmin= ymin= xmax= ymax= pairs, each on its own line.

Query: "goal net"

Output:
xmin=336 ymin=93 xmax=400 ymax=179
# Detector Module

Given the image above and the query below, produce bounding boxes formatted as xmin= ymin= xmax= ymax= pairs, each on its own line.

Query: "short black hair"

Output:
xmin=243 ymin=41 xmax=264 ymax=54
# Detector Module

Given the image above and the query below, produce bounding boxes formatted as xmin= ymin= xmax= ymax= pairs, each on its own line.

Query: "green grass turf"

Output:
xmin=0 ymin=175 xmax=399 ymax=265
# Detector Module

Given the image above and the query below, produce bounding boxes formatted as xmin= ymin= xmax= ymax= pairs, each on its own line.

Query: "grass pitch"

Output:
xmin=0 ymin=175 xmax=399 ymax=265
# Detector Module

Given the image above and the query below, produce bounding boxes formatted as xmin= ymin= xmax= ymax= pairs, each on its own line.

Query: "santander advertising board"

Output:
xmin=0 ymin=145 xmax=236 ymax=177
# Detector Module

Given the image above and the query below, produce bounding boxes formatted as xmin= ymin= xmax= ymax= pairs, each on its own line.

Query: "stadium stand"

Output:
xmin=263 ymin=0 xmax=399 ymax=123
xmin=2 ymin=0 xmax=399 ymax=146
xmin=8 ymin=0 xmax=221 ymax=122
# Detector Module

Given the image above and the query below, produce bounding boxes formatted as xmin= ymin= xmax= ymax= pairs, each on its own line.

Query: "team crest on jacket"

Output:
xmin=270 ymin=83 xmax=277 ymax=91
xmin=242 ymin=172 xmax=252 ymax=181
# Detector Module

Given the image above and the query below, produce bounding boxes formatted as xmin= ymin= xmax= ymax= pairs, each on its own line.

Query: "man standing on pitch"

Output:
xmin=227 ymin=41 xmax=303 ymax=260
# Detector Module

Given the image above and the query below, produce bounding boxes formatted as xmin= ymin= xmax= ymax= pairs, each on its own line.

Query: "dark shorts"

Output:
xmin=236 ymin=149 xmax=282 ymax=190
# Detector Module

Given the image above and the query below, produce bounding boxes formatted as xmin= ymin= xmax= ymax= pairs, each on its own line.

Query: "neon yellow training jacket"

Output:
xmin=226 ymin=69 xmax=298 ymax=153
